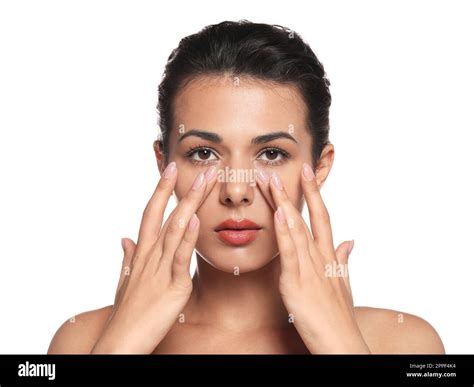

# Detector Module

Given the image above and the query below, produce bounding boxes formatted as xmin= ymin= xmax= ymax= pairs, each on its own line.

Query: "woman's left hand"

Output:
xmin=256 ymin=162 xmax=371 ymax=354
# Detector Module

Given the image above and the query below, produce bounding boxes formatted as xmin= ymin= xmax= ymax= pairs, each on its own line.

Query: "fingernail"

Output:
xmin=163 ymin=161 xmax=177 ymax=179
xmin=302 ymin=163 xmax=315 ymax=181
xmin=256 ymin=167 xmax=269 ymax=183
xmin=348 ymin=239 xmax=355 ymax=254
xmin=121 ymin=238 xmax=126 ymax=250
xmin=204 ymin=165 xmax=216 ymax=182
xmin=192 ymin=172 xmax=205 ymax=190
xmin=271 ymin=172 xmax=283 ymax=190
xmin=276 ymin=206 xmax=286 ymax=223
xmin=188 ymin=213 xmax=199 ymax=231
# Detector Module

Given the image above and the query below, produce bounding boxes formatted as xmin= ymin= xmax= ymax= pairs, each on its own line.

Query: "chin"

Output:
xmin=195 ymin=230 xmax=279 ymax=274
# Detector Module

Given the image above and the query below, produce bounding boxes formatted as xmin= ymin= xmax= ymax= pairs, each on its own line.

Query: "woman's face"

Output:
xmin=158 ymin=75 xmax=319 ymax=274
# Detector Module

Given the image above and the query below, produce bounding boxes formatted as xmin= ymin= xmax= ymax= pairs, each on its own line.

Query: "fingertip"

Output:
xmin=158 ymin=164 xmax=178 ymax=193
xmin=348 ymin=239 xmax=355 ymax=255
xmin=302 ymin=162 xmax=316 ymax=182
xmin=121 ymin=238 xmax=136 ymax=256
xmin=275 ymin=206 xmax=287 ymax=224
xmin=162 ymin=161 xmax=177 ymax=180
xmin=188 ymin=213 xmax=199 ymax=232
xmin=204 ymin=165 xmax=217 ymax=182
xmin=255 ymin=165 xmax=270 ymax=185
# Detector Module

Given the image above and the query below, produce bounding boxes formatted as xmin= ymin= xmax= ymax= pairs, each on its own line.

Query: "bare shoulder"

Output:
xmin=47 ymin=305 xmax=114 ymax=354
xmin=354 ymin=306 xmax=445 ymax=354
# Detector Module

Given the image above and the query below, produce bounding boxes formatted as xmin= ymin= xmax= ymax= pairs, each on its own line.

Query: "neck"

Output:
xmin=184 ymin=253 xmax=290 ymax=331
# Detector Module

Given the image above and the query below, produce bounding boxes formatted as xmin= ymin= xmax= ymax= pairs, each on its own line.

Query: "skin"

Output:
xmin=48 ymin=75 xmax=445 ymax=354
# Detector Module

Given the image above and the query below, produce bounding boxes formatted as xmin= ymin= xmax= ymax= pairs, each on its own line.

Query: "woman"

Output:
xmin=48 ymin=20 xmax=445 ymax=354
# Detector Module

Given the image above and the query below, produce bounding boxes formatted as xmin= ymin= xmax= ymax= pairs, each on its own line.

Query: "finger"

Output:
xmin=141 ymin=165 xmax=215 ymax=273
xmin=303 ymin=224 xmax=325 ymax=274
xmin=274 ymin=206 xmax=300 ymax=279
xmin=135 ymin=161 xmax=178 ymax=260
xmin=254 ymin=162 xmax=277 ymax=211
xmin=335 ymin=240 xmax=354 ymax=266
xmin=301 ymin=162 xmax=335 ymax=260
xmin=158 ymin=165 xmax=216 ymax=243
xmin=269 ymin=172 xmax=316 ymax=273
xmin=171 ymin=213 xmax=200 ymax=286
xmin=335 ymin=240 xmax=354 ymax=302
xmin=115 ymin=237 xmax=136 ymax=303
xmin=157 ymin=166 xmax=217 ymax=271
xmin=150 ymin=204 xmax=179 ymax=254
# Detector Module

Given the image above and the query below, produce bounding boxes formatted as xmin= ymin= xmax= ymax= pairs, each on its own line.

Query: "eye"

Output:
xmin=256 ymin=147 xmax=290 ymax=166
xmin=185 ymin=146 xmax=219 ymax=165
xmin=184 ymin=145 xmax=290 ymax=166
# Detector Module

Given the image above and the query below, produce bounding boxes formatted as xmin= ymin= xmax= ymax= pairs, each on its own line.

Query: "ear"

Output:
xmin=153 ymin=139 xmax=165 ymax=175
xmin=315 ymin=144 xmax=335 ymax=190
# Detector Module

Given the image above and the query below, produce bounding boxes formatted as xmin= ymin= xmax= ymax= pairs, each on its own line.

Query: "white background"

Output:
xmin=0 ymin=0 xmax=473 ymax=353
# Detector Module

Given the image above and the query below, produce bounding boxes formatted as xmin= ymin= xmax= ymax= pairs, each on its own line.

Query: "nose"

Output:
xmin=218 ymin=162 xmax=255 ymax=207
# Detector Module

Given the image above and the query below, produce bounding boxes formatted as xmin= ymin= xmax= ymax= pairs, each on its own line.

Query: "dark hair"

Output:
xmin=156 ymin=20 xmax=331 ymax=168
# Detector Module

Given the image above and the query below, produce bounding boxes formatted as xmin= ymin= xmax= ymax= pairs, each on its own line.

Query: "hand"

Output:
xmin=255 ymin=163 xmax=370 ymax=354
xmin=91 ymin=162 xmax=217 ymax=353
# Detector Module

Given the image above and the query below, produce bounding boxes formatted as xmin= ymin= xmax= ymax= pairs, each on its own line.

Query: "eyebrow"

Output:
xmin=251 ymin=131 xmax=298 ymax=144
xmin=177 ymin=129 xmax=298 ymax=144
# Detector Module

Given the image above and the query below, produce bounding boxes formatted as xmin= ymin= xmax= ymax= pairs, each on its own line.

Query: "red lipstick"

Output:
xmin=214 ymin=219 xmax=262 ymax=246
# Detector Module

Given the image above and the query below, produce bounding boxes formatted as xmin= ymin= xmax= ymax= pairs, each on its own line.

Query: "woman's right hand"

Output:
xmin=91 ymin=162 xmax=217 ymax=354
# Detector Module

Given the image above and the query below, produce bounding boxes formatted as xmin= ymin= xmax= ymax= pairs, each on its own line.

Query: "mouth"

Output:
xmin=214 ymin=219 xmax=263 ymax=246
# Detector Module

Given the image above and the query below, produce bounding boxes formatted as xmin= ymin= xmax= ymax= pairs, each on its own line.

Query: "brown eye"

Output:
xmin=256 ymin=147 xmax=290 ymax=166
xmin=186 ymin=147 xmax=218 ymax=163
xmin=264 ymin=149 xmax=279 ymax=160
xmin=197 ymin=149 xmax=211 ymax=160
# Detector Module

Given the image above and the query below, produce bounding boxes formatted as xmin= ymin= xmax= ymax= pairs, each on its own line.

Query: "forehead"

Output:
xmin=170 ymin=75 xmax=310 ymax=144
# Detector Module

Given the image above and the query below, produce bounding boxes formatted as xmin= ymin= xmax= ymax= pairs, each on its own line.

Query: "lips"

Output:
xmin=215 ymin=219 xmax=262 ymax=232
xmin=214 ymin=219 xmax=262 ymax=246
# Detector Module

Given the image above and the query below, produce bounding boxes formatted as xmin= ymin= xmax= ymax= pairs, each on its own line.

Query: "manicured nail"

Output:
xmin=302 ymin=163 xmax=315 ymax=181
xmin=188 ymin=214 xmax=199 ymax=231
xmin=256 ymin=167 xmax=269 ymax=183
xmin=205 ymin=165 xmax=216 ymax=182
xmin=271 ymin=172 xmax=283 ymax=190
xmin=276 ymin=206 xmax=286 ymax=223
xmin=163 ymin=161 xmax=177 ymax=179
xmin=192 ymin=172 xmax=205 ymax=190
xmin=348 ymin=239 xmax=355 ymax=254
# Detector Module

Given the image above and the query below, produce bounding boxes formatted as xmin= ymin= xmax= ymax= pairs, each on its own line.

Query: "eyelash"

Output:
xmin=184 ymin=144 xmax=291 ymax=166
